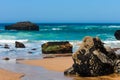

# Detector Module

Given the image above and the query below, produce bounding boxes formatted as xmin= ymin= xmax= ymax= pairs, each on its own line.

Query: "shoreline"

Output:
xmin=20 ymin=56 xmax=120 ymax=80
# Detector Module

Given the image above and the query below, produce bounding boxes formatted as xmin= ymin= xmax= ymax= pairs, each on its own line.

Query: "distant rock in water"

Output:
xmin=114 ymin=30 xmax=120 ymax=40
xmin=64 ymin=36 xmax=119 ymax=77
xmin=3 ymin=57 xmax=10 ymax=60
xmin=15 ymin=41 xmax=25 ymax=48
xmin=4 ymin=44 xmax=9 ymax=49
xmin=5 ymin=21 xmax=39 ymax=31
xmin=42 ymin=41 xmax=72 ymax=54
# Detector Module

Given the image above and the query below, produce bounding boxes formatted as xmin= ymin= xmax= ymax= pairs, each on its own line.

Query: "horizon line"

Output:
xmin=1 ymin=22 xmax=120 ymax=25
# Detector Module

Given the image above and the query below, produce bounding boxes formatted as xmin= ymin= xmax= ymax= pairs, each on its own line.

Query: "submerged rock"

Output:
xmin=5 ymin=21 xmax=39 ymax=31
xmin=114 ymin=30 xmax=120 ymax=40
xmin=4 ymin=44 xmax=9 ymax=49
xmin=42 ymin=41 xmax=72 ymax=54
xmin=31 ymin=48 xmax=37 ymax=50
xmin=28 ymin=51 xmax=33 ymax=54
xmin=64 ymin=36 xmax=118 ymax=77
xmin=15 ymin=41 xmax=25 ymax=48
xmin=3 ymin=57 xmax=10 ymax=60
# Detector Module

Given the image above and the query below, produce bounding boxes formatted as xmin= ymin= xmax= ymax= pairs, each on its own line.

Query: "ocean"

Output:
xmin=0 ymin=23 xmax=119 ymax=41
xmin=0 ymin=23 xmax=120 ymax=59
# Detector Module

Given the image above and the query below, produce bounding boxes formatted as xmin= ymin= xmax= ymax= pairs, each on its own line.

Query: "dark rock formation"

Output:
xmin=4 ymin=44 xmax=9 ymax=49
xmin=31 ymin=48 xmax=37 ymax=50
xmin=42 ymin=41 xmax=72 ymax=54
xmin=64 ymin=36 xmax=118 ymax=77
xmin=114 ymin=60 xmax=120 ymax=73
xmin=3 ymin=57 xmax=10 ymax=60
xmin=5 ymin=21 xmax=39 ymax=31
xmin=114 ymin=30 xmax=120 ymax=40
xmin=15 ymin=41 xmax=25 ymax=48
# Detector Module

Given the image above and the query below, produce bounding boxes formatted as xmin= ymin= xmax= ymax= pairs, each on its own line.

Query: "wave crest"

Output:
xmin=0 ymin=39 xmax=28 ymax=43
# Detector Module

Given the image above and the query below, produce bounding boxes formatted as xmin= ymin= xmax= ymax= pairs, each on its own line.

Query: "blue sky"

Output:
xmin=0 ymin=0 xmax=120 ymax=23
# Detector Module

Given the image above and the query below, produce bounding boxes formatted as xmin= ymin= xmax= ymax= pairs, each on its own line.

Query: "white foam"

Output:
xmin=104 ymin=41 xmax=120 ymax=43
xmin=40 ymin=29 xmax=49 ymax=31
xmin=0 ymin=40 xmax=119 ymax=60
xmin=103 ymin=41 xmax=120 ymax=48
xmin=108 ymin=25 xmax=120 ymax=28
xmin=0 ymin=39 xmax=28 ymax=43
xmin=52 ymin=28 xmax=62 ymax=30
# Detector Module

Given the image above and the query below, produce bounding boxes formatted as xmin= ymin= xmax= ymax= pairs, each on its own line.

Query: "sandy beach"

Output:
xmin=20 ymin=56 xmax=120 ymax=80
xmin=20 ymin=56 xmax=73 ymax=72
xmin=0 ymin=68 xmax=23 ymax=80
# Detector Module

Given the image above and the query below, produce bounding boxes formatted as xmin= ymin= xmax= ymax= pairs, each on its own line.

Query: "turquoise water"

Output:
xmin=0 ymin=23 xmax=119 ymax=41
xmin=0 ymin=23 xmax=120 ymax=59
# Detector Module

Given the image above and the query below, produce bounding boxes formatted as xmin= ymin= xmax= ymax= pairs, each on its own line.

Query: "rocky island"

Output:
xmin=5 ymin=21 xmax=39 ymax=31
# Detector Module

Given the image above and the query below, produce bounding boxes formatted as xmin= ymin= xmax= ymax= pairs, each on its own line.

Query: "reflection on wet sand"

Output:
xmin=0 ymin=60 xmax=120 ymax=80
xmin=20 ymin=56 xmax=120 ymax=80
xmin=0 ymin=60 xmax=73 ymax=80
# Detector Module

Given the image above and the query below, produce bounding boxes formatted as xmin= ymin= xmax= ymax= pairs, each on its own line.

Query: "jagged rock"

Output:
xmin=15 ymin=41 xmax=25 ymax=48
xmin=42 ymin=41 xmax=72 ymax=54
xmin=112 ymin=48 xmax=120 ymax=59
xmin=4 ymin=44 xmax=9 ymax=49
xmin=114 ymin=60 xmax=120 ymax=73
xmin=64 ymin=67 xmax=76 ymax=75
xmin=64 ymin=36 xmax=117 ymax=77
xmin=114 ymin=30 xmax=120 ymax=40
xmin=5 ymin=21 xmax=39 ymax=31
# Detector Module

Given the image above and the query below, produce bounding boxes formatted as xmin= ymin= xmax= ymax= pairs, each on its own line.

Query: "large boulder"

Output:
xmin=64 ymin=36 xmax=118 ymax=77
xmin=114 ymin=30 xmax=120 ymax=40
xmin=15 ymin=41 xmax=25 ymax=48
xmin=5 ymin=21 xmax=39 ymax=31
xmin=42 ymin=41 xmax=72 ymax=54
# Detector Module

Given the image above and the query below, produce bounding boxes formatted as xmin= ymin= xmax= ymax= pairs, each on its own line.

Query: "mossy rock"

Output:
xmin=42 ymin=41 xmax=73 ymax=54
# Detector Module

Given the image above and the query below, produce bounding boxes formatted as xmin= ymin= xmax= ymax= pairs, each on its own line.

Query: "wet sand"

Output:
xmin=20 ymin=56 xmax=120 ymax=80
xmin=20 ymin=56 xmax=73 ymax=72
xmin=0 ymin=68 xmax=23 ymax=80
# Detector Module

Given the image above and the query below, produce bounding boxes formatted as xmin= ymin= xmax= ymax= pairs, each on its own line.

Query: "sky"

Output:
xmin=0 ymin=0 xmax=120 ymax=23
